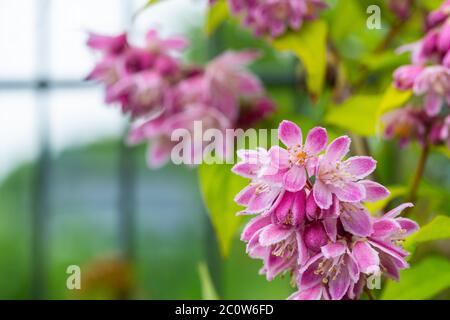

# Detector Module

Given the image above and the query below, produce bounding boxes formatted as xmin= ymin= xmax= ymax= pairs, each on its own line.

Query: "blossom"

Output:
xmin=313 ymin=136 xmax=376 ymax=209
xmin=413 ymin=66 xmax=450 ymax=116
xmin=204 ymin=50 xmax=263 ymax=122
xmin=269 ymin=121 xmax=327 ymax=193
xmin=388 ymin=0 xmax=413 ymax=21
xmin=214 ymin=0 xmax=327 ymax=38
xmin=233 ymin=120 xmax=419 ymax=300
xmin=292 ymin=242 xmax=359 ymax=300
xmin=386 ymin=2 xmax=450 ymax=149
xmin=382 ymin=106 xmax=427 ymax=147
xmin=88 ymin=30 xmax=275 ymax=168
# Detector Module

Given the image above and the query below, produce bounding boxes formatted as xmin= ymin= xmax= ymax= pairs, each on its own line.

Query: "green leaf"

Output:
xmin=365 ymin=185 xmax=407 ymax=214
xmin=205 ymin=0 xmax=229 ymax=36
xmin=421 ymin=0 xmax=443 ymax=10
xmin=324 ymin=95 xmax=380 ymax=137
xmin=271 ymin=20 xmax=328 ymax=98
xmin=404 ymin=215 xmax=450 ymax=251
xmin=378 ymin=85 xmax=412 ymax=115
xmin=145 ymin=0 xmax=161 ymax=7
xmin=198 ymin=262 xmax=219 ymax=300
xmin=198 ymin=162 xmax=247 ymax=257
xmin=381 ymin=256 xmax=450 ymax=300
xmin=433 ymin=145 xmax=450 ymax=159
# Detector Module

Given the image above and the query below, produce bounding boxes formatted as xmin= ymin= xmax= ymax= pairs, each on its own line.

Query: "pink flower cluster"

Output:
xmin=386 ymin=1 xmax=450 ymax=148
xmin=232 ymin=120 xmax=419 ymax=300
xmin=87 ymin=30 xmax=275 ymax=167
xmin=388 ymin=0 xmax=413 ymax=21
xmin=210 ymin=0 xmax=327 ymax=38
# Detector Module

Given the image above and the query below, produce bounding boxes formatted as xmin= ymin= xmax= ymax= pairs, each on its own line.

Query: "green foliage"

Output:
xmin=381 ymin=256 xmax=450 ymax=300
xmin=198 ymin=162 xmax=248 ymax=257
xmin=205 ymin=0 xmax=230 ymax=36
xmin=271 ymin=20 xmax=328 ymax=98
xmin=405 ymin=215 xmax=450 ymax=251
xmin=324 ymin=95 xmax=380 ymax=136
xmin=378 ymin=84 xmax=412 ymax=116
xmin=198 ymin=262 xmax=219 ymax=300
xmin=327 ymin=0 xmax=384 ymax=60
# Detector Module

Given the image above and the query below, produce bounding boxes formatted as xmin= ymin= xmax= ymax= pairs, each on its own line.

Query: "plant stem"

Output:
xmin=364 ymin=288 xmax=374 ymax=300
xmin=408 ymin=143 xmax=430 ymax=204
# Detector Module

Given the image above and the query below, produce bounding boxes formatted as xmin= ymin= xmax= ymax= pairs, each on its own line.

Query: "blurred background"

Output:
xmin=0 ymin=0 xmax=298 ymax=300
xmin=0 ymin=0 xmax=449 ymax=300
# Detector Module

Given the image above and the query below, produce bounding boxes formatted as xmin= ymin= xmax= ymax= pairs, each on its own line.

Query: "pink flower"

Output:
xmin=88 ymin=29 xmax=276 ymax=168
xmin=272 ymin=120 xmax=328 ymax=192
xmin=393 ymin=65 xmax=424 ymax=90
xmin=241 ymin=213 xmax=303 ymax=280
xmin=233 ymin=120 xmax=419 ymax=300
xmin=388 ymin=0 xmax=413 ymax=21
xmin=382 ymin=106 xmax=427 ymax=147
xmin=313 ymin=136 xmax=376 ymax=209
xmin=204 ymin=50 xmax=263 ymax=121
xmin=107 ymin=71 xmax=167 ymax=118
xmin=293 ymin=242 xmax=360 ymax=300
xmin=428 ymin=0 xmax=450 ymax=29
xmin=233 ymin=148 xmax=284 ymax=215
xmin=366 ymin=203 xmax=419 ymax=281
xmin=413 ymin=66 xmax=450 ymax=116
xmin=87 ymin=32 xmax=128 ymax=56
xmin=225 ymin=0 xmax=327 ymax=38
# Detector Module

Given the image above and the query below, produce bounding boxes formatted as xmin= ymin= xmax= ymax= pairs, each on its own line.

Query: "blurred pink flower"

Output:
xmin=218 ymin=0 xmax=327 ymax=38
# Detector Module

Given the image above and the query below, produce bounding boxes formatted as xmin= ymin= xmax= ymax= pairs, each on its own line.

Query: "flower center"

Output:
xmin=254 ymin=182 xmax=270 ymax=195
xmin=289 ymin=146 xmax=308 ymax=166
xmin=272 ymin=233 xmax=296 ymax=257
xmin=314 ymin=256 xmax=345 ymax=283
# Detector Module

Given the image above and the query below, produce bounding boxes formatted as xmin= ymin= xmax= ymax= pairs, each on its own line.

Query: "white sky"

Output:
xmin=0 ymin=0 xmax=206 ymax=182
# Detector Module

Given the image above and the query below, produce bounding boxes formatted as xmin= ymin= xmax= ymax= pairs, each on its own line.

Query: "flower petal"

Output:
xmin=360 ymin=180 xmax=390 ymax=202
xmin=288 ymin=285 xmax=323 ymax=300
xmin=232 ymin=162 xmax=260 ymax=178
xmin=396 ymin=218 xmax=419 ymax=236
xmin=306 ymin=191 xmax=319 ymax=220
xmin=283 ymin=165 xmax=307 ymax=192
xmin=299 ymin=254 xmax=323 ymax=290
xmin=313 ymin=180 xmax=333 ymax=209
xmin=292 ymin=190 xmax=307 ymax=225
xmin=325 ymin=136 xmax=351 ymax=163
xmin=273 ymin=191 xmax=295 ymax=224
xmin=343 ymin=156 xmax=377 ymax=179
xmin=329 ymin=268 xmax=351 ymax=300
xmin=352 ymin=241 xmax=380 ymax=275
xmin=372 ymin=219 xmax=401 ymax=239
xmin=268 ymin=145 xmax=290 ymax=170
xmin=234 ymin=185 xmax=257 ymax=206
xmin=346 ymin=254 xmax=360 ymax=282
xmin=278 ymin=120 xmax=302 ymax=148
xmin=321 ymin=242 xmax=346 ymax=259
xmin=331 ymin=182 xmax=365 ymax=203
xmin=323 ymin=218 xmax=338 ymax=242
xmin=241 ymin=215 xmax=272 ymax=241
xmin=384 ymin=202 xmax=414 ymax=219
xmin=424 ymin=92 xmax=442 ymax=116
xmin=340 ymin=204 xmax=373 ymax=237
xmin=259 ymin=224 xmax=293 ymax=246
xmin=380 ymin=253 xmax=400 ymax=281
xmin=305 ymin=127 xmax=328 ymax=155
xmin=297 ymin=231 xmax=309 ymax=265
